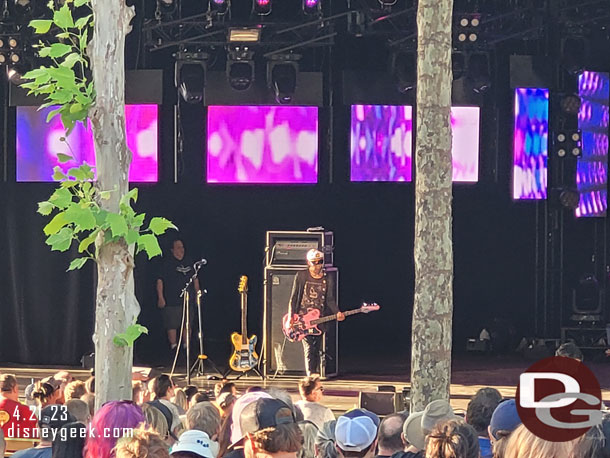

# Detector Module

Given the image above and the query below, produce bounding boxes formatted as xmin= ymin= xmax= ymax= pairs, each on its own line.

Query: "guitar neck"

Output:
xmin=241 ymin=292 xmax=247 ymax=344
xmin=312 ymin=308 xmax=362 ymax=325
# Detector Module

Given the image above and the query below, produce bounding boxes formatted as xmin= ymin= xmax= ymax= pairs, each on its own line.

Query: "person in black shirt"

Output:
xmin=156 ymin=239 xmax=201 ymax=350
xmin=288 ymin=249 xmax=344 ymax=376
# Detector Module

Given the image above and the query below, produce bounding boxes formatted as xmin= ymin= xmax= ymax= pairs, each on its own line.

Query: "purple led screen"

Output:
xmin=17 ymin=105 xmax=158 ymax=182
xmin=207 ymin=106 xmax=318 ymax=184
xmin=350 ymin=105 xmax=479 ymax=182
xmin=512 ymin=88 xmax=549 ymax=200
xmin=576 ymin=71 xmax=609 ymax=217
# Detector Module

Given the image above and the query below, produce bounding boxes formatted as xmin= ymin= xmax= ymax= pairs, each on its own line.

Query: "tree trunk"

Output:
xmin=410 ymin=0 xmax=454 ymax=412
xmin=89 ymin=0 xmax=137 ymax=411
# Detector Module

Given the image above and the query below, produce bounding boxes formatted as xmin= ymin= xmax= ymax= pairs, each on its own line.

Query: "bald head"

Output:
xmin=378 ymin=413 xmax=407 ymax=455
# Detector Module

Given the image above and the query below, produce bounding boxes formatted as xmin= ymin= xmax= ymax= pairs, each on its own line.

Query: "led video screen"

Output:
xmin=349 ymin=105 xmax=480 ymax=182
xmin=576 ymin=71 xmax=608 ymax=217
xmin=16 ymin=104 xmax=158 ymax=182
xmin=512 ymin=88 xmax=549 ymax=200
xmin=206 ymin=105 xmax=318 ymax=184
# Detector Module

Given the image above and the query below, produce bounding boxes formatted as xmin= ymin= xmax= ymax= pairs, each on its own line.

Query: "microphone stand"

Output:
xmin=179 ymin=262 xmax=203 ymax=385
xmin=191 ymin=289 xmax=222 ymax=380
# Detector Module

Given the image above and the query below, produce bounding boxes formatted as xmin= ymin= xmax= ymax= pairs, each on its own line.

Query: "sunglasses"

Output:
xmin=310 ymin=259 xmax=324 ymax=265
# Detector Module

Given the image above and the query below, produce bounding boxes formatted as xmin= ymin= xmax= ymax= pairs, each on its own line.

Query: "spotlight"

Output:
xmin=557 ymin=133 xmax=566 ymax=142
xmin=458 ymin=33 xmax=467 ymax=42
xmin=471 ymin=17 xmax=480 ymax=27
xmin=0 ymin=53 xmax=5 ymax=64
xmin=571 ymin=132 xmax=580 ymax=142
xmin=10 ymin=52 xmax=20 ymax=63
xmin=554 ymin=129 xmax=581 ymax=158
xmin=560 ymin=94 xmax=581 ymax=115
xmin=558 ymin=148 xmax=567 ymax=157
xmin=303 ymin=0 xmax=320 ymax=15
xmin=228 ymin=27 xmax=261 ymax=43
xmin=253 ymin=0 xmax=271 ymax=15
xmin=466 ymin=53 xmax=491 ymax=94
xmin=227 ymin=46 xmax=254 ymax=91
xmin=460 ymin=18 xmax=469 ymax=27
xmin=175 ymin=51 xmax=207 ymax=104
xmin=267 ymin=54 xmax=300 ymax=104
xmin=210 ymin=0 xmax=229 ymax=15
xmin=571 ymin=147 xmax=582 ymax=157
xmin=390 ymin=50 xmax=416 ymax=93
xmin=559 ymin=188 xmax=580 ymax=209
xmin=468 ymin=33 xmax=477 ymax=42
xmin=8 ymin=37 xmax=17 ymax=48
xmin=0 ymin=39 xmax=4 ymax=48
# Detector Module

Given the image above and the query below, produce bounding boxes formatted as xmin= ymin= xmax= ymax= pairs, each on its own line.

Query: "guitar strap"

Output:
xmin=147 ymin=400 xmax=178 ymax=440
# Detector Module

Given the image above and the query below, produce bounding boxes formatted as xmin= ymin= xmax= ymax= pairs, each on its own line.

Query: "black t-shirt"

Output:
xmin=157 ymin=256 xmax=195 ymax=306
xmin=289 ymin=269 xmax=338 ymax=317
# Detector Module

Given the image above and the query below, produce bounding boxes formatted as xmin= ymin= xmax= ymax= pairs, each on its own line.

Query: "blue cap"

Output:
xmin=489 ymin=400 xmax=521 ymax=440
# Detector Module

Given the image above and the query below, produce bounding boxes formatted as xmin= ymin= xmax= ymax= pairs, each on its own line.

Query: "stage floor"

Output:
xmin=4 ymin=354 xmax=610 ymax=414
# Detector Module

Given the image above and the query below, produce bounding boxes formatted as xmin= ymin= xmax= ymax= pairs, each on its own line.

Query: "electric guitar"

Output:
xmin=229 ymin=276 xmax=260 ymax=372
xmin=282 ymin=303 xmax=380 ymax=342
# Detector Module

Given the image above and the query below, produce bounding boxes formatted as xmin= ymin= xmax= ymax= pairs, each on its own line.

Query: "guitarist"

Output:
xmin=288 ymin=249 xmax=345 ymax=376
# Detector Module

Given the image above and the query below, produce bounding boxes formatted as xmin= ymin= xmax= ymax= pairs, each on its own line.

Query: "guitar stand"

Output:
xmin=224 ymin=366 xmax=264 ymax=380
xmin=190 ymin=289 xmax=223 ymax=381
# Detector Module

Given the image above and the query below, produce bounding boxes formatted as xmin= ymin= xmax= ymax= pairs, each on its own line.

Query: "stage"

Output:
xmin=4 ymin=354 xmax=610 ymax=415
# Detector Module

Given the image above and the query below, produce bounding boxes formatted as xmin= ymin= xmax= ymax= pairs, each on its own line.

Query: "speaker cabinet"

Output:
xmin=263 ymin=267 xmax=338 ymax=378
xmin=358 ymin=392 xmax=402 ymax=416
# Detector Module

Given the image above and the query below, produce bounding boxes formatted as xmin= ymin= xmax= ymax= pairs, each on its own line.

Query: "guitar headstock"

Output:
xmin=238 ymin=275 xmax=249 ymax=294
xmin=197 ymin=290 xmax=202 ymax=300
xmin=360 ymin=302 xmax=380 ymax=313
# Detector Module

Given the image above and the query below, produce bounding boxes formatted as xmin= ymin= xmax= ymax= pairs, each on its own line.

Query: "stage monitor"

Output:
xmin=349 ymin=105 xmax=479 ymax=182
xmin=576 ymin=71 xmax=608 ymax=217
xmin=16 ymin=104 xmax=159 ymax=182
xmin=512 ymin=88 xmax=549 ymax=200
xmin=206 ymin=105 xmax=318 ymax=184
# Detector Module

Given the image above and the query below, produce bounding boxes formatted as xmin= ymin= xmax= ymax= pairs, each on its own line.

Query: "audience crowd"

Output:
xmin=0 ymin=342 xmax=608 ymax=458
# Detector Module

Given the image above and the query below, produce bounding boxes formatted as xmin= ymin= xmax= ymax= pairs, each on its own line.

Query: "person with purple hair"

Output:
xmin=84 ymin=401 xmax=146 ymax=458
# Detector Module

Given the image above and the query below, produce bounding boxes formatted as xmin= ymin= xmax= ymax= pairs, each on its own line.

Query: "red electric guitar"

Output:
xmin=282 ymin=303 xmax=380 ymax=342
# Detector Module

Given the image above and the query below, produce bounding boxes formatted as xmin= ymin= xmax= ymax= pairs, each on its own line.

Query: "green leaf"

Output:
xmin=79 ymin=28 xmax=89 ymax=52
xmin=78 ymin=230 xmax=98 ymax=253
xmin=52 ymin=166 xmax=68 ymax=181
xmin=69 ymin=102 xmax=83 ymax=113
xmin=106 ymin=213 xmax=128 ymax=238
xmin=148 ymin=217 xmax=177 ymax=235
xmin=67 ymin=166 xmax=87 ymax=181
xmin=121 ymin=188 xmax=138 ymax=205
xmin=99 ymin=190 xmax=111 ymax=200
xmin=46 ymin=107 xmax=63 ymax=123
xmin=54 ymin=4 xmax=74 ymax=29
xmin=125 ymin=229 xmax=139 ymax=245
xmin=64 ymin=205 xmax=96 ymax=231
xmin=56 ymin=32 xmax=70 ymax=39
xmin=29 ymin=19 xmax=53 ymax=34
xmin=62 ymin=53 xmax=81 ymax=69
xmin=113 ymin=336 xmax=128 ymax=347
xmin=137 ymin=234 xmax=162 ymax=259
xmin=49 ymin=42 xmax=72 ymax=58
xmin=38 ymin=47 xmax=52 ymax=58
xmin=57 ymin=153 xmax=73 ymax=163
xmin=74 ymin=0 xmax=89 ymax=7
xmin=132 ymin=213 xmax=145 ymax=228
xmin=37 ymin=201 xmax=54 ymax=216
xmin=43 ymin=212 xmax=69 ymax=236
xmin=67 ymin=257 xmax=89 ymax=271
xmin=74 ymin=15 xmax=92 ymax=30
xmin=113 ymin=324 xmax=148 ymax=348
xmin=46 ymin=226 xmax=73 ymax=251
xmin=49 ymin=187 xmax=72 ymax=208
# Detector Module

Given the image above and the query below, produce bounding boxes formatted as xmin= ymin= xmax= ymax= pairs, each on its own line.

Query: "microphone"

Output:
xmin=194 ymin=258 xmax=207 ymax=267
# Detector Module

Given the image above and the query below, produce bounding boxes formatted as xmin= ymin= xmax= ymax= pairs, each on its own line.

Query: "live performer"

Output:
xmin=288 ymin=249 xmax=344 ymax=376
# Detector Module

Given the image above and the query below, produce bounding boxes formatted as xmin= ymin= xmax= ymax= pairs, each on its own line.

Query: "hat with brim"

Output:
xmin=171 ymin=430 xmax=215 ymax=458
xmin=403 ymin=411 xmax=425 ymax=450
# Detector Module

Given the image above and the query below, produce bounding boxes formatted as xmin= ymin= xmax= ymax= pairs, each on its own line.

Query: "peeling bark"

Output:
xmin=89 ymin=0 xmax=137 ymax=411
xmin=410 ymin=0 xmax=454 ymax=412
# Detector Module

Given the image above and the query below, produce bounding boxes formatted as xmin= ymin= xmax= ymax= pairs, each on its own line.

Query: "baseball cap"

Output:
xmin=240 ymin=398 xmax=296 ymax=435
xmin=306 ymin=249 xmax=324 ymax=263
xmin=171 ymin=430 xmax=216 ymax=458
xmin=230 ymin=392 xmax=273 ymax=445
xmin=335 ymin=408 xmax=380 ymax=452
xmin=489 ymin=400 xmax=521 ymax=440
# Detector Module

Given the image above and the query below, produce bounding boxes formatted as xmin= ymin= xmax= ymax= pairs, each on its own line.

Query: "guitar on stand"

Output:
xmin=282 ymin=303 xmax=380 ymax=342
xmin=228 ymin=276 xmax=262 ymax=378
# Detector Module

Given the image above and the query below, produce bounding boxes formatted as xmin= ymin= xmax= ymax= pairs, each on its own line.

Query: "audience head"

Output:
xmin=52 ymin=421 xmax=87 ymax=458
xmin=171 ymin=430 xmax=218 ymax=458
xmin=230 ymin=391 xmax=273 ymax=445
xmin=65 ymin=380 xmax=87 ymax=402
xmin=403 ymin=400 xmax=458 ymax=451
xmin=0 ymin=374 xmax=18 ymax=400
xmin=33 ymin=379 xmax=61 ymax=407
xmin=241 ymin=398 xmax=302 ymax=458
xmin=377 ymin=413 xmax=407 ymax=456
xmin=503 ymin=424 xmax=579 ymax=458
xmin=425 ymin=419 xmax=479 ymax=458
xmin=66 ymin=399 xmax=91 ymax=424
xmin=466 ymin=387 xmax=502 ymax=437
xmin=217 ymin=392 xmax=236 ymax=416
xmin=184 ymin=386 xmax=199 ymax=403
xmin=334 ymin=409 xmax=380 ymax=458
xmin=571 ymin=413 xmax=610 ymax=458
xmin=555 ymin=342 xmax=583 ymax=361
xmin=81 ymin=393 xmax=96 ymax=417
xmin=186 ymin=401 xmax=222 ymax=439
xmin=299 ymin=375 xmax=324 ymax=403
xmin=141 ymin=404 xmax=169 ymax=441
xmin=488 ymin=400 xmax=521 ymax=442
xmin=115 ymin=428 xmax=170 ymax=458
xmin=219 ymin=382 xmax=238 ymax=397
xmin=315 ymin=420 xmax=337 ymax=458
xmin=246 ymin=387 xmax=264 ymax=394
xmin=84 ymin=400 xmax=146 ymax=458
xmin=39 ymin=405 xmax=76 ymax=443
xmin=133 ymin=381 xmax=149 ymax=405
xmin=266 ymin=388 xmax=300 ymax=420
xmin=151 ymin=375 xmax=175 ymax=400
xmin=191 ymin=392 xmax=211 ymax=408
xmin=173 ymin=388 xmax=188 ymax=413
xmin=86 ymin=376 xmax=95 ymax=394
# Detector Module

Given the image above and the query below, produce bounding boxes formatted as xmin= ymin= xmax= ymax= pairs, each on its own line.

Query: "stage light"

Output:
xmin=466 ymin=53 xmax=491 ymax=94
xmin=557 ymin=133 xmax=566 ymax=142
xmin=571 ymin=132 xmax=580 ymax=142
xmin=253 ymin=0 xmax=271 ymax=15
xmin=558 ymin=148 xmax=567 ymax=157
xmin=228 ymin=27 xmax=261 ymax=43
xmin=0 ymin=53 xmax=6 ymax=64
xmin=267 ymin=54 xmax=300 ymax=104
xmin=455 ymin=14 xmax=481 ymax=47
xmin=10 ymin=52 xmax=20 ymax=63
xmin=559 ymin=188 xmax=580 ymax=208
xmin=303 ymin=0 xmax=321 ymax=15
xmin=471 ymin=17 xmax=480 ymax=27
xmin=175 ymin=51 xmax=207 ymax=104
xmin=469 ymin=33 xmax=477 ymax=42
xmin=227 ymin=46 xmax=254 ymax=91
xmin=390 ymin=50 xmax=416 ymax=93
xmin=210 ymin=0 xmax=229 ymax=15
xmin=554 ymin=129 xmax=581 ymax=158
xmin=458 ymin=33 xmax=467 ymax=42
xmin=460 ymin=18 xmax=469 ymax=27
xmin=571 ymin=147 xmax=582 ymax=157
xmin=0 ymin=39 xmax=4 ymax=48
xmin=8 ymin=38 xmax=17 ymax=48
xmin=560 ymin=94 xmax=581 ymax=115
